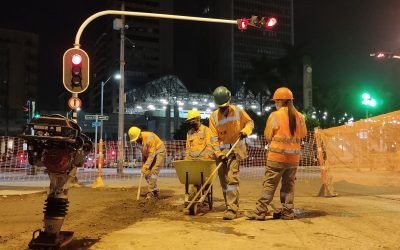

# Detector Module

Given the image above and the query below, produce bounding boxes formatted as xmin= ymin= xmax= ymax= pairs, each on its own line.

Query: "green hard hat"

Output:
xmin=213 ymin=86 xmax=231 ymax=106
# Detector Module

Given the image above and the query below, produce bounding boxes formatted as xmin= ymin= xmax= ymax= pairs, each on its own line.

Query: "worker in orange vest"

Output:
xmin=128 ymin=126 xmax=166 ymax=200
xmin=185 ymin=109 xmax=218 ymax=160
xmin=210 ymin=86 xmax=254 ymax=220
xmin=246 ymin=87 xmax=307 ymax=220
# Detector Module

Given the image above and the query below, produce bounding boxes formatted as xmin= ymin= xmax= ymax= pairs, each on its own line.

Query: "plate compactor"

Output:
xmin=18 ymin=114 xmax=92 ymax=249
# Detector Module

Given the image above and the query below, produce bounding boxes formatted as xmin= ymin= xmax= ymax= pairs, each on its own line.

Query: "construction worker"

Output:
xmin=128 ymin=126 xmax=166 ymax=199
xmin=246 ymin=87 xmax=307 ymax=221
xmin=185 ymin=109 xmax=218 ymax=160
xmin=185 ymin=109 xmax=219 ymax=202
xmin=210 ymin=86 xmax=254 ymax=220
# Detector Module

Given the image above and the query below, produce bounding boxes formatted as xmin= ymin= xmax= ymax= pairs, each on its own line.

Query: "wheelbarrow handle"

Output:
xmin=184 ymin=138 xmax=241 ymax=212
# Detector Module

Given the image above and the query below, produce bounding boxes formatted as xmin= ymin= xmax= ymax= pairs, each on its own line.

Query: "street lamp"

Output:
xmin=100 ymin=73 xmax=120 ymax=141
xmin=361 ymin=92 xmax=376 ymax=118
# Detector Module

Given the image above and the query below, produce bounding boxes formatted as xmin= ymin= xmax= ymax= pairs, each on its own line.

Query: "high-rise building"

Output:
xmin=174 ymin=0 xmax=294 ymax=92
xmin=88 ymin=0 xmax=174 ymax=115
xmin=0 ymin=28 xmax=38 ymax=135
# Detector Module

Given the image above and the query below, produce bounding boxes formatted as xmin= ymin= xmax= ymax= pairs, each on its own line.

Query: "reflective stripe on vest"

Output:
xmin=213 ymin=106 xmax=240 ymax=126
xmin=148 ymin=147 xmax=166 ymax=158
xmin=269 ymin=147 xmax=300 ymax=155
xmin=272 ymin=137 xmax=302 ymax=143
xmin=271 ymin=113 xmax=278 ymax=127
xmin=210 ymin=136 xmax=219 ymax=142
xmin=219 ymin=140 xmax=244 ymax=149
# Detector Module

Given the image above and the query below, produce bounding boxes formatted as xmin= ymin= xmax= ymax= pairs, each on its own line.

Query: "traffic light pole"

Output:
xmin=117 ymin=3 xmax=125 ymax=173
xmin=73 ymin=10 xmax=237 ymax=47
xmin=72 ymin=10 xmax=238 ymax=174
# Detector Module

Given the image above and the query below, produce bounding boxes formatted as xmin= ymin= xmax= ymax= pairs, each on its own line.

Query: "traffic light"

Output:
xmin=23 ymin=102 xmax=30 ymax=121
xmin=63 ymin=48 xmax=90 ymax=94
xmin=370 ymin=51 xmax=393 ymax=60
xmin=237 ymin=18 xmax=249 ymax=30
xmin=22 ymin=100 xmax=35 ymax=122
xmin=249 ymin=15 xmax=278 ymax=29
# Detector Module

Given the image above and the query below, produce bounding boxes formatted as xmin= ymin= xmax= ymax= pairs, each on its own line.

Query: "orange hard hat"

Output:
xmin=272 ymin=87 xmax=293 ymax=100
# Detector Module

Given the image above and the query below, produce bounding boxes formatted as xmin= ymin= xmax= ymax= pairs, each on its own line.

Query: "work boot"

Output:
xmin=245 ymin=210 xmax=266 ymax=221
xmin=273 ymin=208 xmax=295 ymax=220
xmin=146 ymin=191 xmax=159 ymax=200
xmin=223 ymin=210 xmax=237 ymax=220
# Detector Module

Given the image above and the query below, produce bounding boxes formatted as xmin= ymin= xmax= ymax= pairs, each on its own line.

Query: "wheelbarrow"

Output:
xmin=173 ymin=159 xmax=217 ymax=215
xmin=173 ymin=138 xmax=241 ymax=215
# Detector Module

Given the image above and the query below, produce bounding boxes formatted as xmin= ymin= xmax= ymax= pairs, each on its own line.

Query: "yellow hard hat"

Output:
xmin=272 ymin=87 xmax=293 ymax=100
xmin=128 ymin=126 xmax=141 ymax=142
xmin=186 ymin=109 xmax=201 ymax=121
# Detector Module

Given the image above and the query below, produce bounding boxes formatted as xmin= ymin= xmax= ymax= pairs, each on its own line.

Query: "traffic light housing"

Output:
xmin=237 ymin=18 xmax=249 ymax=30
xmin=247 ymin=15 xmax=278 ymax=29
xmin=370 ymin=51 xmax=394 ymax=60
xmin=63 ymin=48 xmax=90 ymax=94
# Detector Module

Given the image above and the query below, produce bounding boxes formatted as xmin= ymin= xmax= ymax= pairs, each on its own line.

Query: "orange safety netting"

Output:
xmin=0 ymin=133 xmax=323 ymax=185
xmin=318 ymin=110 xmax=400 ymax=190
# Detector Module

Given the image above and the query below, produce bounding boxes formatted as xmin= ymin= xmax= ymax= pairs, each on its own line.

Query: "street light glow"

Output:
xmin=362 ymin=93 xmax=370 ymax=100
xmin=114 ymin=74 xmax=121 ymax=80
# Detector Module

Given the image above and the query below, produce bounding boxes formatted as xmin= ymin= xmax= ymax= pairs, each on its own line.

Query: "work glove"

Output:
xmin=239 ymin=131 xmax=248 ymax=140
xmin=141 ymin=165 xmax=150 ymax=174
xmin=217 ymin=155 xmax=228 ymax=164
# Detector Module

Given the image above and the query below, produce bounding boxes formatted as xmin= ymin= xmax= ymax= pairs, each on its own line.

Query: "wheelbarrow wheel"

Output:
xmin=207 ymin=185 xmax=213 ymax=211
xmin=189 ymin=203 xmax=198 ymax=215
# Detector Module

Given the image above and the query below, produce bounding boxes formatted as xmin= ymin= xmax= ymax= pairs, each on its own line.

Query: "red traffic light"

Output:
xmin=247 ymin=16 xmax=278 ymax=30
xmin=371 ymin=51 xmax=394 ymax=60
xmin=375 ymin=52 xmax=386 ymax=59
xmin=265 ymin=17 xmax=278 ymax=29
xmin=63 ymin=48 xmax=90 ymax=94
xmin=71 ymin=54 xmax=82 ymax=65
xmin=237 ymin=18 xmax=249 ymax=30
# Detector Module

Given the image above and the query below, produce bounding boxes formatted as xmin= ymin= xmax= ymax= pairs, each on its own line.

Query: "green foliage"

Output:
xmin=303 ymin=113 xmax=320 ymax=131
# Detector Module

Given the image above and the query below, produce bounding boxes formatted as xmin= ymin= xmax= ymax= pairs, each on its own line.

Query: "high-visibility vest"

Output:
xmin=209 ymin=105 xmax=254 ymax=159
xmin=141 ymin=131 xmax=166 ymax=168
xmin=185 ymin=124 xmax=218 ymax=160
xmin=265 ymin=107 xmax=307 ymax=165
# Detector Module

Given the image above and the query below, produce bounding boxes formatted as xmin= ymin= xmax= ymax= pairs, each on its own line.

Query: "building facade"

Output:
xmin=0 ymin=28 xmax=39 ymax=135
xmin=87 ymin=0 xmax=174 ymax=115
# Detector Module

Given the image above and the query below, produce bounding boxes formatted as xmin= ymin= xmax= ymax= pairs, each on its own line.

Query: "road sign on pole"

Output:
xmin=85 ymin=114 xmax=108 ymax=120
xmin=97 ymin=115 xmax=109 ymax=120
xmin=92 ymin=121 xmax=101 ymax=127
xmin=68 ymin=97 xmax=82 ymax=110
xmin=85 ymin=115 xmax=97 ymax=120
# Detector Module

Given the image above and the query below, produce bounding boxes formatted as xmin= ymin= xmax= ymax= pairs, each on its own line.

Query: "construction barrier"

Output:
xmin=318 ymin=110 xmax=400 ymax=191
xmin=0 ymin=132 xmax=322 ymax=185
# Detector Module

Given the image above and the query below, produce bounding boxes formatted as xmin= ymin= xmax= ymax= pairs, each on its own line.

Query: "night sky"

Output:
xmin=1 ymin=0 xmax=400 ymax=116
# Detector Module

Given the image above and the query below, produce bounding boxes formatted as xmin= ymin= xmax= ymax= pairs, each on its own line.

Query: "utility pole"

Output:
xmin=117 ymin=2 xmax=126 ymax=174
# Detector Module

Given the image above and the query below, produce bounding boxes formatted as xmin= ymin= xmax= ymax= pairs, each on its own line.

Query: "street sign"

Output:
xmin=92 ymin=121 xmax=101 ymax=127
xmin=85 ymin=115 xmax=109 ymax=120
xmin=85 ymin=115 xmax=97 ymax=120
xmin=97 ymin=115 xmax=109 ymax=120
xmin=68 ymin=97 xmax=82 ymax=110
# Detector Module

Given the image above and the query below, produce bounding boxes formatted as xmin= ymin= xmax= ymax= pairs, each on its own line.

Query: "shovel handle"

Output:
xmin=137 ymin=173 xmax=144 ymax=200
xmin=184 ymin=138 xmax=241 ymax=211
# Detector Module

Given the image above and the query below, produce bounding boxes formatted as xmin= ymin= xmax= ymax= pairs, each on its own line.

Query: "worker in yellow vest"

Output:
xmin=246 ymin=87 xmax=307 ymax=220
xmin=128 ymin=126 xmax=166 ymax=200
xmin=210 ymin=86 xmax=254 ymax=220
xmin=185 ymin=109 xmax=218 ymax=160
xmin=184 ymin=109 xmax=219 ymax=201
